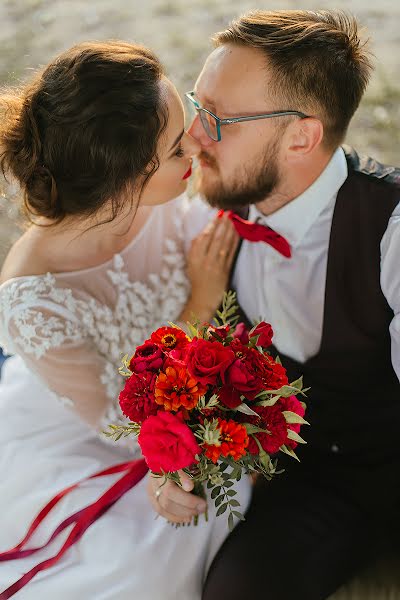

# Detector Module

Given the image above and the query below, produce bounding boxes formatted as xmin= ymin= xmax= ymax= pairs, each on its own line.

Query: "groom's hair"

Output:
xmin=0 ymin=41 xmax=168 ymax=225
xmin=213 ymin=10 xmax=373 ymax=149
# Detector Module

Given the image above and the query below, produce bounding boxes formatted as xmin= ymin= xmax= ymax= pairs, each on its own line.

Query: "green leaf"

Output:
xmin=228 ymin=512 xmax=235 ymax=532
xmin=280 ymin=444 xmax=300 ymax=462
xmin=211 ymin=486 xmax=221 ymax=499
xmin=286 ymin=429 xmax=307 ymax=444
xmin=282 ymin=411 xmax=310 ymax=425
xmin=244 ymin=423 xmax=269 ymax=435
xmin=256 ymin=396 xmax=280 ymax=407
xmin=216 ymin=503 xmax=228 ymax=516
xmin=223 ymin=479 xmax=234 ymax=488
xmin=226 ymin=489 xmax=237 ymax=497
xmin=232 ymin=510 xmax=246 ymax=521
xmin=215 ymin=495 xmax=225 ymax=507
xmin=236 ymin=402 xmax=260 ymax=417
xmin=228 ymin=499 xmax=240 ymax=507
xmin=289 ymin=376 xmax=303 ymax=391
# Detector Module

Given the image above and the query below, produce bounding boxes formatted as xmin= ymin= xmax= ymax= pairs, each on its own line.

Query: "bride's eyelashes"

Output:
xmin=175 ymin=144 xmax=185 ymax=158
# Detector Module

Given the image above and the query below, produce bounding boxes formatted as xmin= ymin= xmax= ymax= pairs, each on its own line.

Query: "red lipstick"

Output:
xmin=182 ymin=166 xmax=192 ymax=180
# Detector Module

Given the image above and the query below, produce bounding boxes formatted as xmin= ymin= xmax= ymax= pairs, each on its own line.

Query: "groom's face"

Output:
xmin=188 ymin=44 xmax=284 ymax=209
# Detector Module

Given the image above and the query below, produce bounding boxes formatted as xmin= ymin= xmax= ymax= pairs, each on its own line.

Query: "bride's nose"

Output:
xmin=183 ymin=131 xmax=201 ymax=157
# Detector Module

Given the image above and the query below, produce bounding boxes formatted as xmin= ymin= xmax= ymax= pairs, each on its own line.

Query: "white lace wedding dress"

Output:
xmin=0 ymin=196 xmax=251 ymax=600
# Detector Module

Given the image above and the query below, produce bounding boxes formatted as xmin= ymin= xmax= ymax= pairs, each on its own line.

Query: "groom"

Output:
xmin=150 ymin=10 xmax=400 ymax=599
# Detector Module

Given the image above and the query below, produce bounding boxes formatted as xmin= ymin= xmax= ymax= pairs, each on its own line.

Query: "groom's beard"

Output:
xmin=197 ymin=138 xmax=281 ymax=210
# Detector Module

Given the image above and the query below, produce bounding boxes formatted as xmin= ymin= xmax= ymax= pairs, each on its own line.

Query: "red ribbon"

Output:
xmin=0 ymin=458 xmax=149 ymax=599
xmin=219 ymin=210 xmax=292 ymax=258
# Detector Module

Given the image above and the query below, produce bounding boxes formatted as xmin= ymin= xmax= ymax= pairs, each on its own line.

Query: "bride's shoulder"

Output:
xmin=0 ymin=229 xmax=51 ymax=286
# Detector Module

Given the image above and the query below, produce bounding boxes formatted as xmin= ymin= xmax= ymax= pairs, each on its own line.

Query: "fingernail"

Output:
xmin=183 ymin=481 xmax=193 ymax=491
xmin=197 ymin=502 xmax=207 ymax=512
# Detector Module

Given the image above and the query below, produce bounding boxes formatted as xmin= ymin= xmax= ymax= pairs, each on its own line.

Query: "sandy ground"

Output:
xmin=0 ymin=2 xmax=399 ymax=597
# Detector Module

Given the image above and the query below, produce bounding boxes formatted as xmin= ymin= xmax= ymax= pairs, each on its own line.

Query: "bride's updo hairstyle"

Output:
xmin=0 ymin=41 xmax=168 ymax=224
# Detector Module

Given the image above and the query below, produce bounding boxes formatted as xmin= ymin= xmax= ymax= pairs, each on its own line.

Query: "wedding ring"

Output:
xmin=154 ymin=487 xmax=163 ymax=502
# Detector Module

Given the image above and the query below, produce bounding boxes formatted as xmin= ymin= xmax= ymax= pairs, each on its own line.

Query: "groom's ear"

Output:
xmin=285 ymin=117 xmax=324 ymax=159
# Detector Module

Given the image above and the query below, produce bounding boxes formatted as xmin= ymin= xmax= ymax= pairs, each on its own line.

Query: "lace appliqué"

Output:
xmin=0 ymin=214 xmax=190 ymax=447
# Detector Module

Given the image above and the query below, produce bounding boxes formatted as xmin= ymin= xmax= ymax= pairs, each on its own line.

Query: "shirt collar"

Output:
xmin=250 ymin=146 xmax=348 ymax=248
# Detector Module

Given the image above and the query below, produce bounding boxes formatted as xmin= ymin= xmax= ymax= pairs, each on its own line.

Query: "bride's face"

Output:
xmin=139 ymin=78 xmax=200 ymax=206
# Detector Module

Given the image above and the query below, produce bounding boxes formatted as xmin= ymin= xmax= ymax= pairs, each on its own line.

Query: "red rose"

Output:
xmin=138 ymin=411 xmax=201 ymax=473
xmin=129 ymin=341 xmax=164 ymax=373
xmin=279 ymin=395 xmax=305 ymax=449
xmin=264 ymin=354 xmax=289 ymax=390
xmin=246 ymin=404 xmax=288 ymax=455
xmin=222 ymin=340 xmax=265 ymax=400
xmin=151 ymin=327 xmax=189 ymax=351
xmin=119 ymin=371 xmax=158 ymax=423
xmin=233 ymin=322 xmax=249 ymax=345
xmin=250 ymin=322 xmax=273 ymax=348
xmin=184 ymin=338 xmax=235 ymax=386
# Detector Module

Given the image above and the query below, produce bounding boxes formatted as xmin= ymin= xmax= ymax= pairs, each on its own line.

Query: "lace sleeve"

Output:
xmin=0 ymin=275 xmax=139 ymax=452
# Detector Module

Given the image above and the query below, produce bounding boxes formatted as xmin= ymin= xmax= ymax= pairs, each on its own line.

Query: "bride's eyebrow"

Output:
xmin=169 ymin=129 xmax=184 ymax=152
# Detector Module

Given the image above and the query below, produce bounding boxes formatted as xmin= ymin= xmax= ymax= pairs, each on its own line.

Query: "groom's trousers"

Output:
xmin=202 ymin=446 xmax=400 ymax=600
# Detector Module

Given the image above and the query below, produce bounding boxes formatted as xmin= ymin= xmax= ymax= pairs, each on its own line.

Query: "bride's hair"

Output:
xmin=0 ymin=41 xmax=168 ymax=224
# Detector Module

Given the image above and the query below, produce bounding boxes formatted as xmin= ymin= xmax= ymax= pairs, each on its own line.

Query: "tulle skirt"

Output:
xmin=0 ymin=356 xmax=252 ymax=599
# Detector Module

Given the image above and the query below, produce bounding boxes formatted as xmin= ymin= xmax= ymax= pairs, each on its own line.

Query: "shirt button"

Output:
xmin=331 ymin=443 xmax=340 ymax=453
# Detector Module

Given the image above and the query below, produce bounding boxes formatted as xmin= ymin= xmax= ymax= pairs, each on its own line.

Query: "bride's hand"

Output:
xmin=148 ymin=470 xmax=207 ymax=524
xmin=180 ymin=213 xmax=239 ymax=323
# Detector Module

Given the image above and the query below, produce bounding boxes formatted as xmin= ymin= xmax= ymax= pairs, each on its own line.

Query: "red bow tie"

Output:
xmin=219 ymin=210 xmax=292 ymax=258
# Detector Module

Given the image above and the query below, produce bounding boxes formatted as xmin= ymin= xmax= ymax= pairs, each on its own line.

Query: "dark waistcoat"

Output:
xmin=233 ymin=146 xmax=400 ymax=463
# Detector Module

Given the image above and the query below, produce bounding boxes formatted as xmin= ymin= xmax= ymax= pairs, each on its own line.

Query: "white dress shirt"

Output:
xmin=185 ymin=147 xmax=400 ymax=382
xmin=232 ymin=147 xmax=400 ymax=381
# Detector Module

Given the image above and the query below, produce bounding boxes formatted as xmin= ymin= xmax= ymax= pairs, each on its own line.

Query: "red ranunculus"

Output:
xmin=184 ymin=338 xmax=235 ymax=386
xmin=119 ymin=371 xmax=158 ymax=423
xmin=279 ymin=394 xmax=306 ymax=449
xmin=233 ymin=322 xmax=249 ymax=345
xmin=129 ymin=341 xmax=164 ymax=373
xmin=246 ymin=404 xmax=288 ymax=455
xmin=138 ymin=411 xmax=201 ymax=473
xmin=250 ymin=321 xmax=273 ymax=348
xmin=222 ymin=339 xmax=265 ymax=400
xmin=150 ymin=326 xmax=189 ymax=351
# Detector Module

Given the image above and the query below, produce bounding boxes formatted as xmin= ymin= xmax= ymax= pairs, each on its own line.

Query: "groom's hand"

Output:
xmin=148 ymin=470 xmax=207 ymax=524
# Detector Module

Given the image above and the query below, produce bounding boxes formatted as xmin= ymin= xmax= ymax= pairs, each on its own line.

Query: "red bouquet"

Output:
xmin=106 ymin=292 xmax=308 ymax=530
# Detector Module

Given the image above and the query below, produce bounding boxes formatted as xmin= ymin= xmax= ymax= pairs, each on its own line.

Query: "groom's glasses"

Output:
xmin=185 ymin=91 xmax=310 ymax=142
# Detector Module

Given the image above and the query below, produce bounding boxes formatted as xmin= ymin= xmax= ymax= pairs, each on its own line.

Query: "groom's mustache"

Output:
xmin=198 ymin=151 xmax=218 ymax=170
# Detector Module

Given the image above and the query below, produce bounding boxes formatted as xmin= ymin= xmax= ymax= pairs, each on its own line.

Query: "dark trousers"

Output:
xmin=203 ymin=447 xmax=400 ymax=600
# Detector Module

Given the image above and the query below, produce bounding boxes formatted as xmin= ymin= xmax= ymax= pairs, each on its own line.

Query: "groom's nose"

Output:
xmin=187 ymin=114 xmax=213 ymax=148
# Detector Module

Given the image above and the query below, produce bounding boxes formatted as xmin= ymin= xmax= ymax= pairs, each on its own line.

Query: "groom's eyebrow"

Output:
xmin=169 ymin=129 xmax=184 ymax=151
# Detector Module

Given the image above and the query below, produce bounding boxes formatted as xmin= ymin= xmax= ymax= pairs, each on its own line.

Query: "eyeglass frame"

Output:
xmin=185 ymin=91 xmax=311 ymax=142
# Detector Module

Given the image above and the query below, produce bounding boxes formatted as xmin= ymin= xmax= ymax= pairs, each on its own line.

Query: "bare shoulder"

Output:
xmin=0 ymin=229 xmax=50 ymax=285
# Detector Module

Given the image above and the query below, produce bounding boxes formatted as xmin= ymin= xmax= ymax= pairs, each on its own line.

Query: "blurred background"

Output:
xmin=0 ymin=0 xmax=399 ymax=268
xmin=0 ymin=2 xmax=399 ymax=597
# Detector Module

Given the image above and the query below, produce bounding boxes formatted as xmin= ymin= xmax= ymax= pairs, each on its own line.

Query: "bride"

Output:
xmin=0 ymin=41 xmax=251 ymax=599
